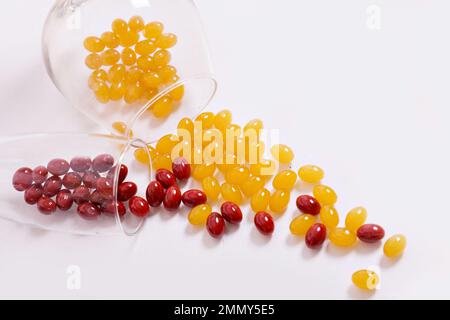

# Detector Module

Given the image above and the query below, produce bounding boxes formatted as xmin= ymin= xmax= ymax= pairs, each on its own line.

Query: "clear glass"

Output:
xmin=42 ymin=0 xmax=217 ymax=143
xmin=0 ymin=133 xmax=152 ymax=235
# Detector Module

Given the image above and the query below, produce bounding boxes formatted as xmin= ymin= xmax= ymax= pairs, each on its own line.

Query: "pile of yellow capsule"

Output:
xmin=84 ymin=16 xmax=184 ymax=118
xmin=131 ymin=109 xmax=406 ymax=291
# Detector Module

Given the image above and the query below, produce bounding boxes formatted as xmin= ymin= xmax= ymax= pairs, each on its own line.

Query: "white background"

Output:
xmin=0 ymin=0 xmax=449 ymax=299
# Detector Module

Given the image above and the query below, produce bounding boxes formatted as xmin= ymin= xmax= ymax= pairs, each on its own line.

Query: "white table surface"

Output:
xmin=0 ymin=0 xmax=449 ymax=299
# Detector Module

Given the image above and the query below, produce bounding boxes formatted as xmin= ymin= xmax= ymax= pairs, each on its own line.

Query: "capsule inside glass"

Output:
xmin=43 ymin=0 xmax=217 ymax=143
xmin=0 ymin=133 xmax=151 ymax=235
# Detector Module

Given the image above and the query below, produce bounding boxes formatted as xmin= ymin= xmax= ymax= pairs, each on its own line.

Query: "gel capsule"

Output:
xmin=250 ymin=159 xmax=277 ymax=178
xmin=352 ymin=270 xmax=379 ymax=290
xmin=152 ymin=154 xmax=173 ymax=171
xmin=56 ymin=189 xmax=74 ymax=211
xmin=221 ymin=202 xmax=243 ymax=225
xmin=345 ymin=206 xmax=367 ymax=232
xmin=383 ymin=234 xmax=407 ymax=258
xmin=319 ymin=206 xmax=339 ymax=230
xmin=289 ymin=214 xmax=316 ymax=236
xmin=329 ymin=228 xmax=357 ymax=247
xmin=12 ymin=167 xmax=33 ymax=191
xmin=102 ymin=200 xmax=126 ymax=217
xmin=155 ymin=169 xmax=177 ymax=188
xmin=144 ymin=21 xmax=164 ymax=39
xmin=202 ymin=177 xmax=221 ymax=202
xmin=182 ymin=190 xmax=207 ymax=208
xmin=214 ymin=110 xmax=232 ymax=131
xmin=129 ymin=196 xmax=150 ymax=218
xmin=172 ymin=157 xmax=191 ymax=180
xmin=47 ymin=159 xmax=70 ymax=176
xmin=156 ymin=134 xmax=179 ymax=155
xmin=37 ymin=197 xmax=57 ymax=215
xmin=254 ymin=212 xmax=275 ymax=235
xmin=273 ymin=170 xmax=297 ymax=190
xmin=84 ymin=36 xmax=105 ymax=53
xmin=70 ymin=157 xmax=92 ymax=173
xmin=206 ymin=212 xmax=225 ymax=238
xmin=313 ymin=184 xmax=337 ymax=206
xmin=93 ymin=154 xmax=114 ymax=173
xmin=163 ymin=185 xmax=182 ymax=210
xmin=72 ymin=186 xmax=91 ymax=204
xmin=298 ymin=165 xmax=324 ymax=184
xmin=195 ymin=112 xmax=215 ymax=130
xmin=43 ymin=176 xmax=62 ymax=197
xmin=305 ymin=223 xmax=327 ymax=249
xmin=188 ymin=204 xmax=212 ymax=226
xmin=357 ymin=224 xmax=385 ymax=243
xmin=82 ymin=170 xmax=100 ymax=188
xmin=269 ymin=190 xmax=290 ymax=213
xmin=241 ymin=176 xmax=265 ymax=197
xmin=101 ymin=31 xmax=119 ymax=49
xmin=77 ymin=202 xmax=100 ymax=220
xmin=249 ymin=188 xmax=269 ymax=213
xmin=225 ymin=166 xmax=250 ymax=186
xmin=62 ymin=172 xmax=82 ymax=189
xmin=32 ymin=166 xmax=48 ymax=184
xmin=271 ymin=144 xmax=294 ymax=164
xmin=221 ymin=183 xmax=243 ymax=205
xmin=117 ymin=182 xmax=137 ymax=202
xmin=192 ymin=163 xmax=216 ymax=181
xmin=24 ymin=184 xmax=43 ymax=205
xmin=146 ymin=180 xmax=165 ymax=207
xmin=155 ymin=33 xmax=177 ymax=49
xmin=296 ymin=195 xmax=321 ymax=215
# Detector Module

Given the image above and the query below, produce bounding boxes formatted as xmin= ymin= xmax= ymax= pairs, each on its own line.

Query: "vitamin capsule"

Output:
xmin=101 ymin=31 xmax=119 ymax=49
xmin=12 ymin=167 xmax=33 ymax=191
xmin=155 ymin=33 xmax=177 ymax=49
xmin=221 ymin=183 xmax=243 ymax=205
xmin=72 ymin=186 xmax=91 ymax=204
xmin=163 ymin=185 xmax=182 ymax=210
xmin=313 ymin=184 xmax=337 ymax=206
xmin=251 ymin=188 xmax=270 ymax=212
xmin=117 ymin=182 xmax=137 ymax=202
xmin=43 ymin=176 xmax=62 ymax=197
xmin=81 ymin=170 xmax=99 ymax=188
xmin=187 ymin=204 xmax=211 ymax=226
xmin=84 ymin=36 xmax=105 ymax=53
xmin=168 ymin=83 xmax=185 ymax=101
xmin=56 ymin=189 xmax=74 ymax=211
xmin=144 ymin=21 xmax=164 ymax=39
xmin=112 ymin=18 xmax=128 ymax=35
xmin=250 ymin=159 xmax=277 ymax=177
xmin=224 ymin=124 xmax=242 ymax=138
xmin=142 ymin=72 xmax=162 ymax=89
xmin=298 ymin=165 xmax=324 ymax=184
xmin=206 ymin=212 xmax=225 ymax=238
xmin=155 ymin=169 xmax=177 ymax=189
xmin=182 ymin=189 xmax=207 ymax=208
xmin=109 ymin=82 xmax=126 ymax=101
xmin=94 ymin=82 xmax=110 ymax=104
xmin=345 ymin=206 xmax=367 ymax=232
xmin=271 ymin=144 xmax=294 ymax=164
xmin=121 ymin=48 xmax=136 ymax=66
xmin=47 ymin=158 xmax=70 ymax=176
xmin=289 ymin=214 xmax=316 ymax=236
xmin=195 ymin=112 xmax=215 ymax=130
xmin=319 ymin=206 xmax=339 ymax=229
xmin=305 ymin=223 xmax=327 ymax=249
xmin=214 ymin=110 xmax=232 ymax=131
xmin=158 ymin=65 xmax=177 ymax=82
xmin=128 ymin=16 xmax=145 ymax=32
xmin=172 ymin=157 xmax=191 ymax=180
xmin=384 ymin=234 xmax=407 ymax=258
xmin=129 ymin=196 xmax=150 ymax=217
xmin=107 ymin=164 xmax=128 ymax=185
xmin=221 ymin=202 xmax=243 ymax=224
xmin=151 ymin=95 xmax=173 ymax=118
xmin=118 ymin=31 xmax=139 ymax=47
xmin=85 ymin=53 xmax=102 ymax=69
xmin=357 ymin=224 xmax=385 ymax=243
xmin=101 ymin=49 xmax=120 ymax=66
xmin=38 ymin=197 xmax=57 ymax=215
xmin=254 ymin=212 xmax=275 ymax=235
xmin=225 ymin=166 xmax=250 ymax=186
xmin=352 ymin=270 xmax=379 ymax=290
xmin=329 ymin=228 xmax=357 ymax=247
xmin=201 ymin=176 xmax=221 ymax=202
xmin=77 ymin=202 xmax=100 ymax=220
xmin=70 ymin=157 xmax=92 ymax=173
xmin=296 ymin=195 xmax=321 ymax=215
xmin=241 ymin=175 xmax=265 ymax=197
xmin=24 ymin=184 xmax=43 ymax=205
xmin=124 ymin=82 xmax=143 ymax=104
xmin=156 ymin=134 xmax=179 ymax=155
xmin=101 ymin=200 xmax=126 ymax=217
xmin=90 ymin=190 xmax=106 ymax=206
xmin=192 ymin=163 xmax=216 ymax=181
xmin=153 ymin=49 xmax=171 ymax=67
xmin=112 ymin=122 xmax=132 ymax=138
xmin=32 ymin=166 xmax=48 ymax=184
xmin=62 ymin=172 xmax=82 ymax=189
xmin=108 ymin=64 xmax=126 ymax=83
xmin=243 ymin=119 xmax=263 ymax=137
xmin=273 ymin=170 xmax=297 ymax=190
xmin=96 ymin=177 xmax=113 ymax=198
xmin=177 ymin=117 xmax=195 ymax=138
xmin=93 ymin=154 xmax=114 ymax=173
xmin=269 ymin=190 xmax=290 ymax=213
xmin=152 ymin=154 xmax=173 ymax=171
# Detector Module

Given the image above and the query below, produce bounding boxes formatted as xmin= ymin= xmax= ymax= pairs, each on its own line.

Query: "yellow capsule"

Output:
xmin=156 ymin=134 xmax=180 ymax=155
xmin=345 ymin=207 xmax=367 ymax=232
xmin=298 ymin=165 xmax=324 ymax=184
xmin=224 ymin=124 xmax=242 ymax=137
xmin=168 ymin=83 xmax=185 ymax=101
xmin=124 ymin=82 xmax=143 ymax=104
xmin=272 ymin=170 xmax=297 ymax=190
xmin=142 ymin=72 xmax=162 ymax=88
xmin=101 ymin=31 xmax=119 ymax=49
xmin=158 ymin=65 xmax=177 ymax=82
xmin=290 ymin=214 xmax=317 ymax=236
xmin=352 ymin=270 xmax=380 ymax=290
xmin=109 ymin=82 xmax=126 ymax=101
xmin=128 ymin=16 xmax=145 ymax=32
xmin=85 ymin=53 xmax=102 ymax=69
xmin=271 ymin=144 xmax=294 ymax=164
xmin=269 ymin=190 xmax=290 ymax=214
xmin=144 ymin=21 xmax=164 ymax=39
xmin=94 ymin=82 xmax=110 ymax=104
xmin=384 ymin=234 xmax=407 ymax=258
xmin=151 ymin=95 xmax=173 ymax=118
xmin=202 ymin=177 xmax=221 ymax=202
xmin=112 ymin=18 xmax=129 ymax=35
xmin=101 ymin=49 xmax=120 ymax=66
xmin=329 ymin=228 xmax=357 ymax=247
xmin=225 ymin=166 xmax=250 ymax=187
xmin=137 ymin=55 xmax=154 ymax=72
xmin=192 ymin=163 xmax=216 ymax=181
xmin=135 ymin=39 xmax=156 ymax=56
xmin=221 ymin=183 xmax=243 ymax=204
xmin=112 ymin=121 xmax=133 ymax=138
xmin=108 ymin=64 xmax=126 ymax=83
xmin=245 ymin=140 xmax=265 ymax=164
xmin=250 ymin=159 xmax=277 ymax=178
xmin=125 ymin=66 xmax=143 ymax=84
xmin=134 ymin=146 xmax=158 ymax=165
xmin=195 ymin=112 xmax=215 ymax=130
xmin=88 ymin=69 xmax=108 ymax=90
xmin=84 ymin=36 xmax=105 ymax=53
xmin=244 ymin=119 xmax=263 ymax=137
xmin=177 ymin=117 xmax=195 ymax=138
xmin=155 ymin=33 xmax=178 ymax=49
xmin=319 ymin=206 xmax=339 ymax=230
xmin=217 ymin=154 xmax=239 ymax=174
xmin=121 ymin=48 xmax=137 ymax=66
xmin=142 ymin=88 xmax=158 ymax=101
xmin=251 ymin=188 xmax=270 ymax=212
xmin=118 ymin=31 xmax=139 ymax=47
xmin=313 ymin=184 xmax=337 ymax=206
xmin=153 ymin=153 xmax=173 ymax=170
xmin=188 ymin=204 xmax=212 ymax=226
xmin=152 ymin=49 xmax=171 ymax=67
xmin=241 ymin=175 xmax=265 ymax=197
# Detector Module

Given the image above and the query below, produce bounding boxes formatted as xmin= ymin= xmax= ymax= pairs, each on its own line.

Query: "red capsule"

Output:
xmin=206 ymin=212 xmax=225 ymax=238
xmin=24 ymin=184 xmax=43 ymax=205
xmin=172 ymin=157 xmax=191 ymax=180
xmin=47 ymin=158 xmax=70 ymax=176
xmin=92 ymin=154 xmax=114 ymax=173
xmin=117 ymin=181 xmax=137 ymax=201
xmin=220 ymin=201 xmax=243 ymax=225
xmin=163 ymin=185 xmax=182 ymax=210
xmin=146 ymin=180 xmax=165 ymax=207
xmin=305 ymin=223 xmax=327 ymax=249
xmin=102 ymin=200 xmax=126 ymax=217
xmin=357 ymin=224 xmax=385 ymax=243
xmin=77 ymin=202 xmax=101 ymax=220
xmin=96 ymin=177 xmax=113 ymax=198
xmin=296 ymin=195 xmax=321 ymax=215
xmin=254 ymin=211 xmax=275 ymax=235
xmin=181 ymin=189 xmax=207 ymax=208
xmin=107 ymin=164 xmax=128 ymax=184
xmin=12 ymin=167 xmax=33 ymax=191
xmin=129 ymin=196 xmax=150 ymax=217
xmin=72 ymin=186 xmax=91 ymax=204
xmin=37 ymin=197 xmax=57 ymax=215
xmin=155 ymin=169 xmax=177 ymax=188
xmin=43 ymin=176 xmax=62 ymax=197
xmin=32 ymin=166 xmax=48 ymax=184
xmin=89 ymin=190 xmax=106 ymax=205
xmin=56 ymin=189 xmax=74 ymax=211
xmin=70 ymin=156 xmax=92 ymax=172
xmin=62 ymin=172 xmax=82 ymax=189
xmin=82 ymin=170 xmax=100 ymax=188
